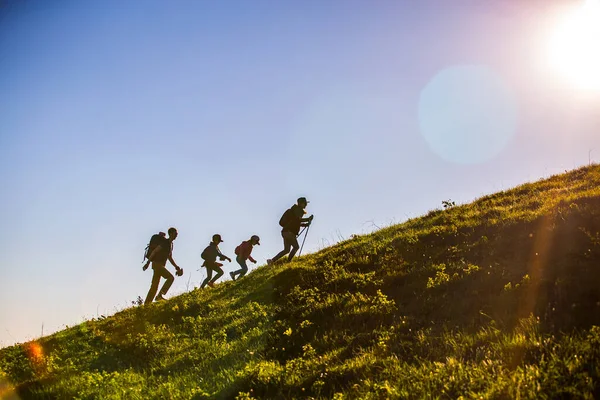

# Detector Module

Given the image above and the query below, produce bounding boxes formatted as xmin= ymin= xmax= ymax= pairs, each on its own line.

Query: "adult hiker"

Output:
xmin=144 ymin=227 xmax=183 ymax=305
xmin=230 ymin=235 xmax=260 ymax=281
xmin=142 ymin=231 xmax=166 ymax=271
xmin=267 ymin=197 xmax=313 ymax=265
xmin=200 ymin=234 xmax=232 ymax=289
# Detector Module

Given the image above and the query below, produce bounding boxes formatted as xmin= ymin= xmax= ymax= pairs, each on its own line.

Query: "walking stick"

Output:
xmin=297 ymin=225 xmax=307 ymax=238
xmin=298 ymin=223 xmax=311 ymax=257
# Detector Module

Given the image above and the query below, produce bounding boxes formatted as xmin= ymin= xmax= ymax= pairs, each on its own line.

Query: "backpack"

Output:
xmin=234 ymin=241 xmax=247 ymax=256
xmin=279 ymin=208 xmax=293 ymax=228
xmin=201 ymin=245 xmax=211 ymax=261
xmin=144 ymin=232 xmax=166 ymax=261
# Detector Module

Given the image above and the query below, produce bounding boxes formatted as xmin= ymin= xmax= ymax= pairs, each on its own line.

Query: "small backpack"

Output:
xmin=279 ymin=208 xmax=293 ymax=228
xmin=144 ymin=232 xmax=166 ymax=261
xmin=234 ymin=241 xmax=247 ymax=256
xmin=201 ymin=245 xmax=211 ymax=261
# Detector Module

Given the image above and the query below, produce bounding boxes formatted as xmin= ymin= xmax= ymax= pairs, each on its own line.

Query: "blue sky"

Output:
xmin=1 ymin=0 xmax=599 ymax=347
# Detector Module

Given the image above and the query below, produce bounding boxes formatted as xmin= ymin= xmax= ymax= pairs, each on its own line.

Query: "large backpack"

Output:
xmin=144 ymin=232 xmax=166 ymax=261
xmin=279 ymin=208 xmax=294 ymax=228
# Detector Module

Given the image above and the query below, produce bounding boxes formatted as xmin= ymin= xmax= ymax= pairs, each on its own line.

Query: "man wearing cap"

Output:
xmin=231 ymin=235 xmax=260 ymax=281
xmin=200 ymin=234 xmax=232 ymax=289
xmin=267 ymin=197 xmax=313 ymax=265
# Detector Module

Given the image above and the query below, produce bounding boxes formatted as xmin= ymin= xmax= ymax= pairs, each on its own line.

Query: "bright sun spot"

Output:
xmin=547 ymin=0 xmax=600 ymax=91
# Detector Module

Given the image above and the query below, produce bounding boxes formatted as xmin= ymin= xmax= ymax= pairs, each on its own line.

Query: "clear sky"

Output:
xmin=1 ymin=0 xmax=599 ymax=347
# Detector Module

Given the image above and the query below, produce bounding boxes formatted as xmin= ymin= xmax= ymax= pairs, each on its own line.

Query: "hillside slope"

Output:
xmin=2 ymin=165 xmax=600 ymax=399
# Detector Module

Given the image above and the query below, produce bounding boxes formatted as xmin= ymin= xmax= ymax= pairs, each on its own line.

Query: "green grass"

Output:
xmin=3 ymin=165 xmax=600 ymax=399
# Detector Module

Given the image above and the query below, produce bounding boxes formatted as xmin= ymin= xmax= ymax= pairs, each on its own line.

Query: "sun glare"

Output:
xmin=547 ymin=0 xmax=600 ymax=91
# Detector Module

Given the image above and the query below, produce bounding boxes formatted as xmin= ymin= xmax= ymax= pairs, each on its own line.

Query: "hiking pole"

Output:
xmin=297 ymin=225 xmax=307 ymax=238
xmin=298 ymin=223 xmax=311 ymax=257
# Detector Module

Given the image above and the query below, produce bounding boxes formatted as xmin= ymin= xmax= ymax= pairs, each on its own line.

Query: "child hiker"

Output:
xmin=200 ymin=234 xmax=231 ymax=289
xmin=230 ymin=235 xmax=260 ymax=281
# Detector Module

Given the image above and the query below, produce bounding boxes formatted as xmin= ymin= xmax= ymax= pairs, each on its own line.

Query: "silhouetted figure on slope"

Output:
xmin=267 ymin=197 xmax=313 ymax=265
xmin=200 ymin=234 xmax=231 ymax=288
xmin=231 ymin=235 xmax=260 ymax=281
xmin=142 ymin=231 xmax=166 ymax=271
xmin=144 ymin=227 xmax=182 ymax=304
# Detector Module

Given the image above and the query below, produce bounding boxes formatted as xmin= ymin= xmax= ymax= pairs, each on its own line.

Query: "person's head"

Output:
xmin=297 ymin=197 xmax=309 ymax=209
xmin=212 ymin=234 xmax=223 ymax=244
xmin=250 ymin=235 xmax=260 ymax=246
xmin=168 ymin=227 xmax=178 ymax=241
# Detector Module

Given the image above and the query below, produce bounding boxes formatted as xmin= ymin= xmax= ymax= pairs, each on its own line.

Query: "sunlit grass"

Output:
xmin=2 ymin=165 xmax=600 ymax=398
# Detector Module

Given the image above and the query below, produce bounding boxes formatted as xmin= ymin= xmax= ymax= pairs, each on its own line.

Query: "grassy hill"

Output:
xmin=2 ymin=165 xmax=600 ymax=399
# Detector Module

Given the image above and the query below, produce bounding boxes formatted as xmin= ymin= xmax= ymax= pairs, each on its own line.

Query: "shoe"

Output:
xmin=208 ymin=282 xmax=216 ymax=288
xmin=229 ymin=272 xmax=236 ymax=281
xmin=267 ymin=259 xmax=273 ymax=266
xmin=155 ymin=294 xmax=166 ymax=301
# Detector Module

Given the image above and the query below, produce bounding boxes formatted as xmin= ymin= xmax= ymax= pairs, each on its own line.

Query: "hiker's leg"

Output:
xmin=210 ymin=266 xmax=224 ymax=283
xmin=237 ymin=258 xmax=249 ymax=279
xmin=144 ymin=264 xmax=163 ymax=304
xmin=271 ymin=232 xmax=293 ymax=263
xmin=157 ymin=266 xmax=175 ymax=296
xmin=287 ymin=234 xmax=300 ymax=262
xmin=232 ymin=256 xmax=246 ymax=276
xmin=200 ymin=267 xmax=214 ymax=289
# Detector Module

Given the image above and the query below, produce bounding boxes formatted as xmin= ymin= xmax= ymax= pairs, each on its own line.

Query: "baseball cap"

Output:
xmin=297 ymin=197 xmax=309 ymax=204
xmin=212 ymin=234 xmax=223 ymax=243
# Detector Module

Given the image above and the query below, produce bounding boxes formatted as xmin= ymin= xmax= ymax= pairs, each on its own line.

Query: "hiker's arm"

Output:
xmin=168 ymin=254 xmax=180 ymax=270
xmin=248 ymin=255 xmax=256 ymax=263
xmin=218 ymin=250 xmax=231 ymax=262
xmin=301 ymin=215 xmax=314 ymax=223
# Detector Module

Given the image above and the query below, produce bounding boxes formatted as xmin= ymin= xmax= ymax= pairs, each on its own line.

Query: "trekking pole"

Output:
xmin=298 ymin=223 xmax=311 ymax=257
xmin=297 ymin=225 xmax=307 ymax=238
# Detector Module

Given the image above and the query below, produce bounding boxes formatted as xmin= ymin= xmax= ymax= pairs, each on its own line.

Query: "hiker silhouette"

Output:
xmin=231 ymin=235 xmax=260 ymax=281
xmin=268 ymin=197 xmax=313 ymax=265
xmin=143 ymin=227 xmax=182 ymax=304
xmin=200 ymin=234 xmax=232 ymax=288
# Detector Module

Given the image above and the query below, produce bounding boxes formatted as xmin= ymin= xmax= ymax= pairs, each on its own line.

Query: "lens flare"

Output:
xmin=0 ymin=375 xmax=19 ymax=400
xmin=418 ymin=65 xmax=518 ymax=164
xmin=27 ymin=341 xmax=44 ymax=362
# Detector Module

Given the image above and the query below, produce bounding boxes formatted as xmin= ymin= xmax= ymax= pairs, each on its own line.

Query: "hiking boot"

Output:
xmin=155 ymin=294 xmax=166 ymax=302
xmin=267 ymin=259 xmax=273 ymax=266
xmin=208 ymin=282 xmax=216 ymax=288
xmin=229 ymin=272 xmax=236 ymax=281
